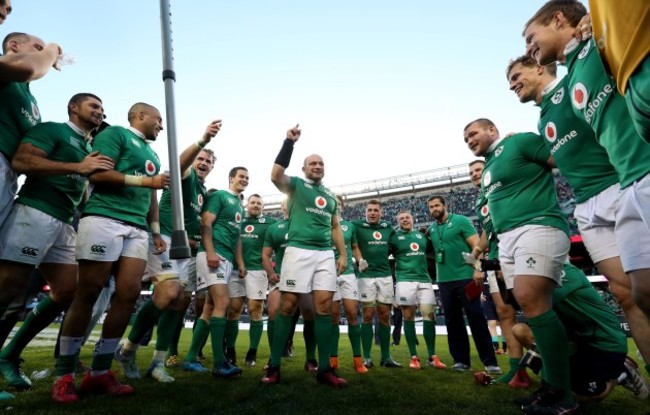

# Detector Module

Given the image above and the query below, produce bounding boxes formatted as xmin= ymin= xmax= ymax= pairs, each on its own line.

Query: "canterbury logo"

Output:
xmin=162 ymin=262 xmax=173 ymax=270
xmin=90 ymin=244 xmax=106 ymax=254
xmin=286 ymin=279 xmax=296 ymax=287
xmin=20 ymin=247 xmax=38 ymax=257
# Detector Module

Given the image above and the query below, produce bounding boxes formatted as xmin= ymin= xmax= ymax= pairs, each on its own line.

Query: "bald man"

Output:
xmin=52 ymin=103 xmax=170 ymax=404
xmin=262 ymin=126 xmax=348 ymax=388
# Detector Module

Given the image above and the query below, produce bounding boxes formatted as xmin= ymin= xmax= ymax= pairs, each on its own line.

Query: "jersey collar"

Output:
xmin=541 ymin=77 xmax=562 ymax=97
xmin=66 ymin=121 xmax=91 ymax=141
xmin=128 ymin=126 xmax=151 ymax=143
xmin=487 ymin=137 xmax=505 ymax=154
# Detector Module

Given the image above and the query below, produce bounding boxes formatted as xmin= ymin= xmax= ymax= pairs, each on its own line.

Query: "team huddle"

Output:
xmin=0 ymin=0 xmax=649 ymax=413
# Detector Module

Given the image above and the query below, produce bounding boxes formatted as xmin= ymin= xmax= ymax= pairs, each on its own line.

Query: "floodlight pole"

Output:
xmin=160 ymin=0 xmax=190 ymax=259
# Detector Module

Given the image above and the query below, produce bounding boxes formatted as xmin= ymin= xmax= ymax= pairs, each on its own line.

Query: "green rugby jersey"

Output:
xmin=159 ymin=168 xmax=206 ymax=255
xmin=564 ymin=38 xmax=650 ymax=189
xmin=83 ymin=126 xmax=160 ymax=228
xmin=352 ymin=220 xmax=394 ymax=278
xmin=0 ymin=82 xmax=40 ymax=158
xmin=482 ymin=133 xmax=569 ymax=236
xmin=286 ymin=176 xmax=338 ymax=250
xmin=427 ymin=214 xmax=477 ymax=283
xmin=388 ymin=228 xmax=430 ymax=283
xmin=474 ymin=192 xmax=498 ymax=260
xmin=539 ymin=77 xmax=618 ymax=203
xmin=198 ymin=189 xmax=243 ymax=263
xmin=554 ymin=262 xmax=627 ymax=354
xmin=241 ymin=215 xmax=276 ymax=271
xmin=263 ymin=218 xmax=289 ymax=274
xmin=334 ymin=219 xmax=356 ymax=275
xmin=16 ymin=122 xmax=91 ymax=223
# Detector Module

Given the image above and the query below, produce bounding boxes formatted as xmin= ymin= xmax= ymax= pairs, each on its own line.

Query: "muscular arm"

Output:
xmin=271 ymin=125 xmax=300 ymax=193
xmin=351 ymin=243 xmax=363 ymax=263
xmin=12 ymin=143 xmax=114 ymax=177
xmin=0 ymin=44 xmax=60 ymax=84
xmin=89 ymin=169 xmax=168 ymax=189
xmin=465 ymin=233 xmax=482 ymax=257
xmin=331 ymin=216 xmax=347 ymax=274
xmin=179 ymin=120 xmax=221 ymax=178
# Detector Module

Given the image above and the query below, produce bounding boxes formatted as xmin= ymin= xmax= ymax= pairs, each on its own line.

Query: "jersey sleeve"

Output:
xmin=21 ymin=122 xmax=58 ymax=154
xmin=92 ymin=126 xmax=123 ymax=161
xmin=521 ymin=132 xmax=552 ymax=165
xmin=458 ymin=215 xmax=478 ymax=239
xmin=203 ymin=192 xmax=223 ymax=216
xmin=263 ymin=224 xmax=275 ymax=248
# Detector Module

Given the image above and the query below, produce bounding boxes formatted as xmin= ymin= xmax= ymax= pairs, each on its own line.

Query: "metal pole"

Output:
xmin=160 ymin=0 xmax=190 ymax=259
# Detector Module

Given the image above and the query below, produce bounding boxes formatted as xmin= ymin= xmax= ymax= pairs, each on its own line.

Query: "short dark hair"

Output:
xmin=199 ymin=148 xmax=216 ymax=164
xmin=427 ymin=195 xmax=446 ymax=205
xmin=67 ymin=93 xmax=102 ymax=116
xmin=248 ymin=193 xmax=262 ymax=201
xmin=506 ymin=55 xmax=557 ymax=79
xmin=468 ymin=160 xmax=485 ymax=168
xmin=524 ymin=0 xmax=587 ymax=34
xmin=127 ymin=102 xmax=158 ymax=122
xmin=229 ymin=166 xmax=248 ymax=179
xmin=464 ymin=118 xmax=496 ymax=133
xmin=367 ymin=199 xmax=382 ymax=208
xmin=336 ymin=195 xmax=345 ymax=209
xmin=2 ymin=32 xmax=29 ymax=54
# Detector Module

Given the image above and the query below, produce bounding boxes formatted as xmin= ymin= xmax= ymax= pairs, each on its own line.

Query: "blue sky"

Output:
xmin=6 ymin=1 xmax=578 ymax=198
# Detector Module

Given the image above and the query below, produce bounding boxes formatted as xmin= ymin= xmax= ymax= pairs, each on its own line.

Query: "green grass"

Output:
xmin=2 ymin=327 xmax=648 ymax=415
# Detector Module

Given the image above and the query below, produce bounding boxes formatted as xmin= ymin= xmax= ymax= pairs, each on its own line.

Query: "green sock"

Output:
xmin=54 ymin=352 xmax=79 ymax=377
xmin=155 ymin=309 xmax=182 ymax=353
xmin=270 ymin=314 xmax=292 ymax=366
xmin=378 ymin=323 xmax=391 ymax=360
xmin=404 ymin=320 xmax=418 ymax=356
xmin=495 ymin=357 xmax=520 ymax=383
xmin=185 ymin=318 xmax=209 ymax=362
xmin=249 ymin=320 xmax=264 ymax=350
xmin=423 ymin=320 xmax=436 ymax=357
xmin=529 ymin=310 xmax=573 ymax=401
xmin=0 ymin=296 xmax=66 ymax=360
xmin=303 ymin=320 xmax=316 ymax=361
xmin=165 ymin=309 xmax=185 ymax=356
xmin=348 ymin=323 xmax=362 ymax=357
xmin=128 ymin=299 xmax=162 ymax=344
xmin=361 ymin=322 xmax=373 ymax=359
xmin=267 ymin=320 xmax=275 ymax=356
xmin=315 ymin=314 xmax=332 ymax=372
xmin=225 ymin=319 xmax=239 ymax=349
xmin=209 ymin=317 xmax=227 ymax=367
xmin=330 ymin=323 xmax=340 ymax=357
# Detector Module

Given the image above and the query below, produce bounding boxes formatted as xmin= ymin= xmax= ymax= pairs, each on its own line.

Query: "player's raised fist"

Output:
xmin=286 ymin=124 xmax=301 ymax=141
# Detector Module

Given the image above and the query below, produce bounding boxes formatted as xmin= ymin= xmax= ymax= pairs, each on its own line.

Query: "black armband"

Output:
xmin=274 ymin=138 xmax=294 ymax=168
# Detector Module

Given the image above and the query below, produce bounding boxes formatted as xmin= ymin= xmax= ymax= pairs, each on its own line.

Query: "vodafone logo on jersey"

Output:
xmin=545 ymin=122 xmax=557 ymax=142
xmin=572 ymin=83 xmax=589 ymax=110
xmin=235 ymin=212 xmax=242 ymax=223
xmin=481 ymin=205 xmax=489 ymax=216
xmin=315 ymin=196 xmax=327 ymax=209
xmin=410 ymin=243 xmax=419 ymax=252
xmin=245 ymin=225 xmax=254 ymax=233
xmin=483 ymin=171 xmax=491 ymax=187
xmin=145 ymin=160 xmax=156 ymax=176
xmin=197 ymin=194 xmax=204 ymax=206
xmin=373 ymin=231 xmax=382 ymax=240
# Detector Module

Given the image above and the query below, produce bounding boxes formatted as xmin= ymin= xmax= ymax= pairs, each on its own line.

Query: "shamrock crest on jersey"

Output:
xmin=550 ymin=88 xmax=564 ymax=104
xmin=341 ymin=224 xmax=348 ymax=232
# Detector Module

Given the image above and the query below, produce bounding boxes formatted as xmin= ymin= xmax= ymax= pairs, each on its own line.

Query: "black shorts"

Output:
xmin=570 ymin=342 xmax=625 ymax=397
